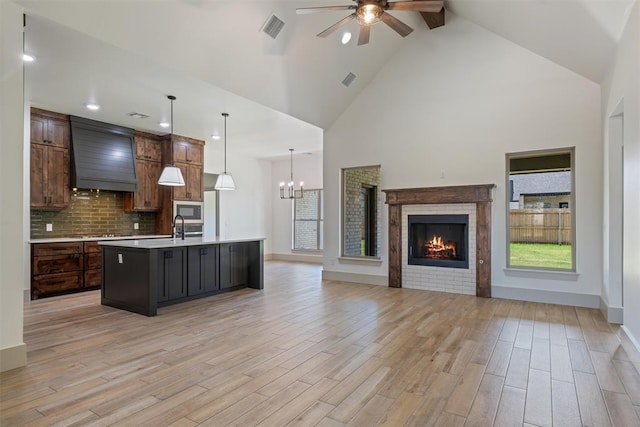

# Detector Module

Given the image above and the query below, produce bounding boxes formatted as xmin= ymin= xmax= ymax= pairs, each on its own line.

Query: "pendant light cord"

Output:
xmin=168 ymin=95 xmax=176 ymax=135
xmin=222 ymin=113 xmax=229 ymax=174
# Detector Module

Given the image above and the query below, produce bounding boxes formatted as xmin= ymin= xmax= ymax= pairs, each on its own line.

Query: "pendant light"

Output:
xmin=214 ymin=112 xmax=236 ymax=190
xmin=158 ymin=95 xmax=185 ymax=186
xmin=280 ymin=149 xmax=303 ymax=199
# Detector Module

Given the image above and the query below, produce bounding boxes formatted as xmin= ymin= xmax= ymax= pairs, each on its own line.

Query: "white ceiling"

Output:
xmin=19 ymin=0 xmax=633 ymax=160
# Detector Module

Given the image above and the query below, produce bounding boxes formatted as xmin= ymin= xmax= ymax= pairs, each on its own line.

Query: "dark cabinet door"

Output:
xmin=30 ymin=143 xmax=69 ymax=210
xmin=46 ymin=117 xmax=70 ymax=148
xmin=220 ymin=243 xmax=248 ymax=289
xmin=147 ymin=161 xmax=162 ymax=210
xmin=158 ymin=248 xmax=187 ymax=301
xmin=186 ymin=163 xmax=203 ymax=202
xmin=173 ymin=139 xmax=203 ymax=165
xmin=30 ymin=144 xmax=46 ymax=208
xmin=46 ymin=146 xmax=70 ymax=209
xmin=135 ymin=135 xmax=162 ymax=162
xmin=30 ymin=114 xmax=69 ymax=148
xmin=188 ymin=246 xmax=218 ymax=296
xmin=125 ymin=159 xmax=162 ymax=212
xmin=172 ymin=162 xmax=202 ymax=201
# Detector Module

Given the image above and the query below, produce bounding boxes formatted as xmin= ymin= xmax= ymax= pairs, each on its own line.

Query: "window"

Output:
xmin=293 ymin=189 xmax=323 ymax=250
xmin=341 ymin=165 xmax=381 ymax=258
xmin=507 ymin=148 xmax=575 ymax=271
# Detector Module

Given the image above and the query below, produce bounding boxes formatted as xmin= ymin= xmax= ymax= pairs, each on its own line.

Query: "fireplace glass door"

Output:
xmin=408 ymin=214 xmax=469 ymax=269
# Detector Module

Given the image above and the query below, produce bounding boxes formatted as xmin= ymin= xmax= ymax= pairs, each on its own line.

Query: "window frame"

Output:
xmin=505 ymin=147 xmax=576 ymax=272
xmin=292 ymin=188 xmax=323 ymax=252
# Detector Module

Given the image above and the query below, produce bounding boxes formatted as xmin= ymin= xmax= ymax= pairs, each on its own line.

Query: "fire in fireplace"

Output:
xmin=408 ymin=214 xmax=469 ymax=269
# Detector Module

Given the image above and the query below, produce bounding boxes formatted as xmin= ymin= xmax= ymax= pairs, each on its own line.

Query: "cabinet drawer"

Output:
xmin=84 ymin=269 xmax=101 ymax=288
xmin=33 ymin=253 xmax=83 ymax=274
xmin=33 ymin=242 xmax=83 ymax=256
xmin=32 ymin=271 xmax=83 ymax=298
xmin=84 ymin=241 xmax=101 ymax=253
xmin=84 ymin=252 xmax=102 ymax=270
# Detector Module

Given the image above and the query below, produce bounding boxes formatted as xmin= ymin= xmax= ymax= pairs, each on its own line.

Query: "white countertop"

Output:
xmin=29 ymin=235 xmax=172 ymax=244
xmin=99 ymin=237 xmax=266 ymax=249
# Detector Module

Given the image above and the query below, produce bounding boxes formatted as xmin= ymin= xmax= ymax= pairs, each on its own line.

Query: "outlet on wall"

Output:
xmin=46 ymin=223 xmax=53 ymax=232
xmin=133 ymin=223 xmax=139 ymax=230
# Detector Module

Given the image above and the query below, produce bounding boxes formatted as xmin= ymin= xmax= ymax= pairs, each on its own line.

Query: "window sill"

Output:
xmin=338 ymin=256 xmax=383 ymax=265
xmin=503 ymin=267 xmax=579 ymax=281
xmin=292 ymin=249 xmax=323 ymax=254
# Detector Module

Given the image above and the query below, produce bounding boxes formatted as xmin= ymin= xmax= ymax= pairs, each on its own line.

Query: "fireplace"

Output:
xmin=408 ymin=215 xmax=469 ymax=269
xmin=384 ymin=184 xmax=494 ymax=297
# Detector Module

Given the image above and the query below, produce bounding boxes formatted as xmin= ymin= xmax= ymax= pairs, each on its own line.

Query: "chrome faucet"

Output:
xmin=173 ymin=214 xmax=185 ymax=240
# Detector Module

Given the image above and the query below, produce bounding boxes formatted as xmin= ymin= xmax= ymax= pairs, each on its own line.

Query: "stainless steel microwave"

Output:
xmin=173 ymin=201 xmax=204 ymax=224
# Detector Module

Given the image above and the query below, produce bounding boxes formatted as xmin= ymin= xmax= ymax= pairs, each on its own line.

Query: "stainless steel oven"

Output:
xmin=173 ymin=201 xmax=204 ymax=224
xmin=175 ymin=223 xmax=203 ymax=237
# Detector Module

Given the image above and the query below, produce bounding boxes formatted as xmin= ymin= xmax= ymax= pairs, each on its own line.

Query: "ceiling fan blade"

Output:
xmin=296 ymin=5 xmax=354 ymax=14
xmin=387 ymin=0 xmax=444 ymax=12
xmin=380 ymin=12 xmax=414 ymax=37
xmin=357 ymin=24 xmax=371 ymax=46
xmin=317 ymin=13 xmax=357 ymax=38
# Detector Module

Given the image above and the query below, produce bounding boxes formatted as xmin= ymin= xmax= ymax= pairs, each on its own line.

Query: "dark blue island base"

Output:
xmin=100 ymin=238 xmax=264 ymax=316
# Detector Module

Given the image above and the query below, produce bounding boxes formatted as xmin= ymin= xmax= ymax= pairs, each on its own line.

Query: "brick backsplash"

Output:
xmin=31 ymin=190 xmax=156 ymax=238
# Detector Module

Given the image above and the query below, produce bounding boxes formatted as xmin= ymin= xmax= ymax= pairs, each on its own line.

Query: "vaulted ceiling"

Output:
xmin=18 ymin=0 xmax=634 ymax=159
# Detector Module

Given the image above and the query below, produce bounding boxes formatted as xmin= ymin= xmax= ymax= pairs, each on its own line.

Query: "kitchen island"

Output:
xmin=100 ymin=237 xmax=264 ymax=316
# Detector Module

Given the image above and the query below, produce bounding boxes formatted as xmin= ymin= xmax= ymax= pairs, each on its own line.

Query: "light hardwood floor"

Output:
xmin=2 ymin=261 xmax=640 ymax=426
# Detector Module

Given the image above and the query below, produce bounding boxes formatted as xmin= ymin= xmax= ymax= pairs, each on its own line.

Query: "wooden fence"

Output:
xmin=510 ymin=208 xmax=572 ymax=244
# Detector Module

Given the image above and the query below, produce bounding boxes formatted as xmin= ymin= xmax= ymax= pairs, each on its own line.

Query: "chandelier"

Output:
xmin=280 ymin=149 xmax=303 ymax=199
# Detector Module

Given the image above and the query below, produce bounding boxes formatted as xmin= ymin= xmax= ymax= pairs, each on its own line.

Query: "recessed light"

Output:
xmin=85 ymin=103 xmax=100 ymax=111
xmin=211 ymin=134 xmax=221 ymax=140
xmin=159 ymin=121 xmax=170 ymax=128
xmin=22 ymin=53 xmax=35 ymax=62
xmin=341 ymin=31 xmax=352 ymax=45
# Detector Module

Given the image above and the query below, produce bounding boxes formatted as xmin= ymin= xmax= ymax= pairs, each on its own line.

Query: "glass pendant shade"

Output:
xmin=158 ymin=165 xmax=185 ymax=186
xmin=214 ymin=172 xmax=236 ymax=190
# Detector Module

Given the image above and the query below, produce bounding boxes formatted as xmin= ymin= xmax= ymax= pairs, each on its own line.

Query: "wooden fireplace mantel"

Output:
xmin=383 ymin=184 xmax=495 ymax=297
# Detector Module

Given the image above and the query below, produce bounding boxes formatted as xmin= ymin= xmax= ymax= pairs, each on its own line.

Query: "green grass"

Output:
xmin=510 ymin=243 xmax=572 ymax=270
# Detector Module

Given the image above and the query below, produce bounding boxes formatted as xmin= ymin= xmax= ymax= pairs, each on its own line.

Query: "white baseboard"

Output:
xmin=269 ymin=252 xmax=323 ymax=264
xmin=24 ymin=289 xmax=30 ymax=303
xmin=620 ymin=325 xmax=640 ymax=374
xmin=599 ymin=296 xmax=623 ymax=324
xmin=0 ymin=342 xmax=27 ymax=372
xmin=492 ymin=285 xmax=600 ymax=308
xmin=322 ymin=270 xmax=388 ymax=286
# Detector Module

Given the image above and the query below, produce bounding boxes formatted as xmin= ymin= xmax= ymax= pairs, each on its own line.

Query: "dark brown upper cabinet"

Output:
xmin=30 ymin=109 xmax=70 ymax=210
xmin=124 ymin=132 xmax=164 ymax=212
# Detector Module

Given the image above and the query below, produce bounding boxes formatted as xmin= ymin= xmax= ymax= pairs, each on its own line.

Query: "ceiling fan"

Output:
xmin=297 ymin=0 xmax=444 ymax=46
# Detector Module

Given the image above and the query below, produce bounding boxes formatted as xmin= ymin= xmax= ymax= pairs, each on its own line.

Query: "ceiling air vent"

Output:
xmin=342 ymin=72 xmax=357 ymax=87
xmin=262 ymin=14 xmax=285 ymax=39
xmin=127 ymin=112 xmax=149 ymax=119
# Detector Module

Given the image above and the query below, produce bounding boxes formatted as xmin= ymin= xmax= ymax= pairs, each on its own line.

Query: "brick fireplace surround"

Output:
xmin=383 ymin=184 xmax=495 ymax=297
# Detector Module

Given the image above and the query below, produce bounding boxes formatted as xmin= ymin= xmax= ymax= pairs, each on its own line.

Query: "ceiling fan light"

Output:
xmin=356 ymin=4 xmax=382 ymax=25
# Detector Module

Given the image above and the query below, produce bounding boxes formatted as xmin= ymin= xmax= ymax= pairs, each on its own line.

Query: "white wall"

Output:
xmin=270 ymin=151 xmax=323 ymax=258
xmin=603 ymin=1 xmax=640 ymax=346
xmin=323 ymin=14 xmax=603 ymax=305
xmin=204 ymin=143 xmax=273 ymax=251
xmin=1 ymin=0 xmax=27 ymax=371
